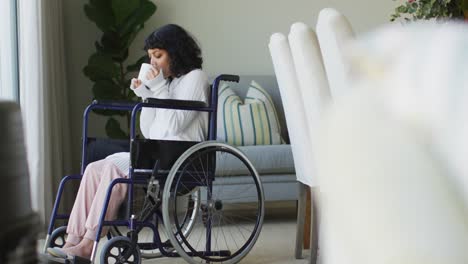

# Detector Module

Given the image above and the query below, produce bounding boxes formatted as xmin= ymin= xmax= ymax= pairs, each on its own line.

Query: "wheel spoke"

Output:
xmin=162 ymin=143 xmax=264 ymax=263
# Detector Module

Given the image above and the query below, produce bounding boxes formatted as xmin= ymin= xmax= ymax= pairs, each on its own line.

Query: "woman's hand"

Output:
xmin=131 ymin=78 xmax=142 ymax=89
xmin=146 ymin=67 xmax=159 ymax=80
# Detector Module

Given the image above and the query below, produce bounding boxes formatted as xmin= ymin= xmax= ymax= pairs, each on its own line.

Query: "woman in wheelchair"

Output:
xmin=47 ymin=24 xmax=209 ymax=260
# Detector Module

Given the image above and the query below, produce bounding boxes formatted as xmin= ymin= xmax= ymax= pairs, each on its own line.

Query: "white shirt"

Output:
xmin=105 ymin=68 xmax=209 ymax=174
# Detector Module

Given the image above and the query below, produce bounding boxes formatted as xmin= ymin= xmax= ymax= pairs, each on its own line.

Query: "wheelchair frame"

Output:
xmin=43 ymin=74 xmax=265 ymax=264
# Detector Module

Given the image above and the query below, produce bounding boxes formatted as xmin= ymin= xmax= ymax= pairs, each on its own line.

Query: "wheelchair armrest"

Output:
xmin=91 ymin=100 xmax=138 ymax=110
xmin=143 ymin=98 xmax=208 ymax=110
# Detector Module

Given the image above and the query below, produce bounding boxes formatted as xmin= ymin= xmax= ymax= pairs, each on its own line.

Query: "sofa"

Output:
xmin=213 ymin=75 xmax=297 ymax=202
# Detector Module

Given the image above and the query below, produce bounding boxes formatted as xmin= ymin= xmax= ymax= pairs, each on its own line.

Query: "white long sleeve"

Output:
xmin=131 ymin=68 xmax=209 ymax=141
xmin=131 ymin=71 xmax=168 ymax=138
xmin=107 ymin=69 xmax=209 ymax=175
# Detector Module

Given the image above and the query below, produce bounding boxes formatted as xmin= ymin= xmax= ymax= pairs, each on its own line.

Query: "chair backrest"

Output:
xmin=316 ymin=8 xmax=355 ymax=99
xmin=269 ymin=32 xmax=316 ymax=186
xmin=288 ymin=22 xmax=331 ymax=151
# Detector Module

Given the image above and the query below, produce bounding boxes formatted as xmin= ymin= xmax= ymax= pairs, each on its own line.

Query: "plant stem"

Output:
xmin=118 ymin=61 xmax=131 ymax=132
xmin=119 ymin=61 xmax=126 ymax=97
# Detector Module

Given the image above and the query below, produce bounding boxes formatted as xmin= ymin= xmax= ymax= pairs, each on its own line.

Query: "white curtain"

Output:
xmin=18 ymin=0 xmax=72 ymax=226
xmin=0 ymin=0 xmax=19 ymax=100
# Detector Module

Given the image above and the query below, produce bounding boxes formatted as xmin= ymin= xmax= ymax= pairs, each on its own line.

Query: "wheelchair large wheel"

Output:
xmin=111 ymin=188 xmax=201 ymax=259
xmin=162 ymin=141 xmax=265 ymax=264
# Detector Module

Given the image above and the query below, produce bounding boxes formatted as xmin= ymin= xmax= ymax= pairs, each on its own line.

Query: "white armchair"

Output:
xmin=288 ymin=22 xmax=332 ymax=263
xmin=269 ymin=21 xmax=332 ymax=263
xmin=269 ymin=32 xmax=316 ymax=261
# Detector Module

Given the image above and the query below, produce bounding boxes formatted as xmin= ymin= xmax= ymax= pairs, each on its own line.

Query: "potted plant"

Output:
xmin=390 ymin=0 xmax=468 ymax=21
xmin=83 ymin=0 xmax=157 ymax=138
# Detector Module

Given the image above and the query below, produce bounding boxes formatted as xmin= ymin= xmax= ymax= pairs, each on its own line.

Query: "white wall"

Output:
xmin=64 ymin=0 xmax=395 ymax=170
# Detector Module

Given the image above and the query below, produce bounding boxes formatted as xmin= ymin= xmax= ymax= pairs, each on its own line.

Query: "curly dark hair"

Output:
xmin=144 ymin=24 xmax=203 ymax=78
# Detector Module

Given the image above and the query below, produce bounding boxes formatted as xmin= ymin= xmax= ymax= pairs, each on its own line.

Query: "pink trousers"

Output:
xmin=66 ymin=159 xmax=128 ymax=245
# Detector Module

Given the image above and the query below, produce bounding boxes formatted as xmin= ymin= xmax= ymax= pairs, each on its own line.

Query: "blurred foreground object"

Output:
xmin=317 ymin=22 xmax=468 ymax=264
xmin=0 ymin=101 xmax=39 ymax=263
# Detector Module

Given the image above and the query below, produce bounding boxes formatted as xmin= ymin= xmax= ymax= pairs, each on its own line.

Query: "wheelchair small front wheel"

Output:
xmin=100 ymin=236 xmax=141 ymax=264
xmin=47 ymin=226 xmax=68 ymax=249
xmin=162 ymin=141 xmax=265 ymax=264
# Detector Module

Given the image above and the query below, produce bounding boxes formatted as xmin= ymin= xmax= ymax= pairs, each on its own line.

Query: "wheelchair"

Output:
xmin=43 ymin=75 xmax=265 ymax=264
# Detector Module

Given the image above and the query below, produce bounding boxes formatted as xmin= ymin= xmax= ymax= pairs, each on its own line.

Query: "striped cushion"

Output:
xmin=217 ymin=80 xmax=282 ymax=146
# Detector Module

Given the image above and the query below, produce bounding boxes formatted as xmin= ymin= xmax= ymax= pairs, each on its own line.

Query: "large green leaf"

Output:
xmin=95 ymin=41 xmax=105 ymax=53
xmin=125 ymin=90 xmax=138 ymax=102
xmin=94 ymin=42 xmax=127 ymax=63
xmin=84 ymin=4 xmax=115 ymax=32
xmin=115 ymin=49 xmax=129 ymax=63
xmin=105 ymin=117 xmax=128 ymax=139
xmin=397 ymin=5 xmax=408 ymax=13
xmin=99 ymin=32 xmax=130 ymax=62
xmin=462 ymin=0 xmax=468 ymax=10
xmin=92 ymin=80 xmax=123 ymax=100
xmin=101 ymin=31 xmax=123 ymax=51
xmin=118 ymin=0 xmax=156 ymax=37
xmin=83 ymin=53 xmax=120 ymax=81
xmin=90 ymin=0 xmax=112 ymax=10
xmin=83 ymin=0 xmax=156 ymax=123
xmin=423 ymin=4 xmax=433 ymax=16
xmin=112 ymin=0 xmax=140 ymax=26
xmin=119 ymin=29 xmax=142 ymax=51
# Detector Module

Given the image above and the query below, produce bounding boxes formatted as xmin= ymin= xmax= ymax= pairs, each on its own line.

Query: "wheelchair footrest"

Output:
xmin=39 ymin=253 xmax=68 ymax=263
xmin=39 ymin=253 xmax=91 ymax=264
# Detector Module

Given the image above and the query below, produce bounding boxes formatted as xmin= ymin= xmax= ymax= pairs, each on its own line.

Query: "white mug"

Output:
xmin=137 ymin=63 xmax=154 ymax=83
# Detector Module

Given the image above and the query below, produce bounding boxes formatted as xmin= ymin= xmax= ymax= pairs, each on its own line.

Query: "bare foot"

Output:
xmin=63 ymin=242 xmax=77 ymax=249
xmin=61 ymin=239 xmax=94 ymax=259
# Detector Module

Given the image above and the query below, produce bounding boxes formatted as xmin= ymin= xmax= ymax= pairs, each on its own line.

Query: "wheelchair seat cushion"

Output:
xmin=131 ymin=139 xmax=200 ymax=170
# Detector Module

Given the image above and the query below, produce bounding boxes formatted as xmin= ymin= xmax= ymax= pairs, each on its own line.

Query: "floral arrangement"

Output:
xmin=390 ymin=0 xmax=468 ymax=21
